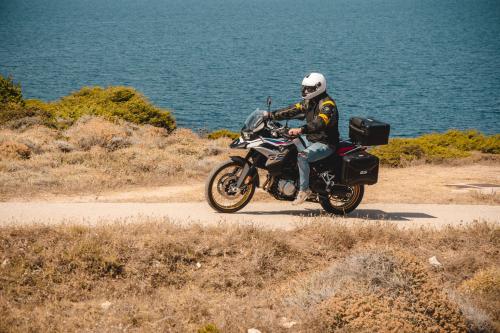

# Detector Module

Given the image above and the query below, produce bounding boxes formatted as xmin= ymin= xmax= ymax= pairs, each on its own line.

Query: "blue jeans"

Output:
xmin=297 ymin=142 xmax=333 ymax=191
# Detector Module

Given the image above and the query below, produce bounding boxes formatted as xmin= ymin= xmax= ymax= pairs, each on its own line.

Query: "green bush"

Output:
xmin=371 ymin=130 xmax=500 ymax=166
xmin=207 ymin=129 xmax=239 ymax=140
xmin=0 ymin=78 xmax=57 ymax=127
xmin=0 ymin=74 xmax=24 ymax=106
xmin=197 ymin=324 xmax=220 ymax=333
xmin=0 ymin=102 xmax=58 ymax=129
xmin=24 ymin=86 xmax=176 ymax=131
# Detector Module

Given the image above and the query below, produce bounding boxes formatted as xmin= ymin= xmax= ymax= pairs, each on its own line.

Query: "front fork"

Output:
xmin=233 ymin=151 xmax=259 ymax=188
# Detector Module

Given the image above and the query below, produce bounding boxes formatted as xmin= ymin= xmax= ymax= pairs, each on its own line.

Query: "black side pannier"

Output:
xmin=349 ymin=117 xmax=390 ymax=146
xmin=341 ymin=151 xmax=379 ymax=185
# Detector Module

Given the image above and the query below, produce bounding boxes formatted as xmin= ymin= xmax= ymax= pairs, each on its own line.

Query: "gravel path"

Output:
xmin=0 ymin=202 xmax=498 ymax=230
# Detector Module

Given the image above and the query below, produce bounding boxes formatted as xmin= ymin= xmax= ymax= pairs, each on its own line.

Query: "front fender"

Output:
xmin=229 ymin=137 xmax=247 ymax=149
xmin=230 ymin=155 xmax=260 ymax=188
xmin=229 ymin=155 xmax=248 ymax=166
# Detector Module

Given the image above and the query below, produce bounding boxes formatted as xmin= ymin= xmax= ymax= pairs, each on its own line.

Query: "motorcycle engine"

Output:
xmin=277 ymin=179 xmax=297 ymax=197
xmin=267 ymin=177 xmax=297 ymax=200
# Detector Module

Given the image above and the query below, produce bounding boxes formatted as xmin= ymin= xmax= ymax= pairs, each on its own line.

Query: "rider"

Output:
xmin=267 ymin=72 xmax=340 ymax=205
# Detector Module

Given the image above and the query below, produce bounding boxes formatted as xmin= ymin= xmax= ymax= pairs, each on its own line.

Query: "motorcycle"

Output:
xmin=205 ymin=100 xmax=390 ymax=215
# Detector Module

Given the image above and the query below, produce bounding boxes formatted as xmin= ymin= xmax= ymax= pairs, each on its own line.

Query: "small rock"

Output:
xmin=1 ymin=259 xmax=9 ymax=268
xmin=280 ymin=317 xmax=298 ymax=328
xmin=100 ymin=301 xmax=112 ymax=310
xmin=428 ymin=256 xmax=442 ymax=268
xmin=247 ymin=329 xmax=262 ymax=333
xmin=196 ymin=262 xmax=202 ymax=269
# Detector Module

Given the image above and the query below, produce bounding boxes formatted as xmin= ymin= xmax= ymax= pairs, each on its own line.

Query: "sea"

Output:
xmin=1 ymin=0 xmax=499 ymax=137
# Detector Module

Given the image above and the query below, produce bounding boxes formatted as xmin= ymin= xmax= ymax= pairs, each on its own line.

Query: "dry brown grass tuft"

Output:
xmin=0 ymin=221 xmax=498 ymax=332
xmin=64 ymin=116 xmax=132 ymax=151
xmin=0 ymin=141 xmax=31 ymax=160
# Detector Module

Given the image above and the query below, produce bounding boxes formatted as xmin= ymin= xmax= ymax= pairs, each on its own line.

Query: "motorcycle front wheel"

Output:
xmin=205 ymin=160 xmax=256 ymax=213
xmin=319 ymin=184 xmax=364 ymax=215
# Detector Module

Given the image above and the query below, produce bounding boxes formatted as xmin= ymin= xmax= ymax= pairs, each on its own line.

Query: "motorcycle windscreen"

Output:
xmin=243 ymin=109 xmax=267 ymax=132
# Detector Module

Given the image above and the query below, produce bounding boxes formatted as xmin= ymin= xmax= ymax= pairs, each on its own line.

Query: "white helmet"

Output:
xmin=301 ymin=72 xmax=327 ymax=100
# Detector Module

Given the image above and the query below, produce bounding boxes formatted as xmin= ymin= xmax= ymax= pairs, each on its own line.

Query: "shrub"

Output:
xmin=371 ymin=130 xmax=500 ymax=166
xmin=207 ymin=129 xmax=239 ymax=140
xmin=25 ymin=86 xmax=176 ymax=131
xmin=0 ymin=74 xmax=23 ymax=106
xmin=0 ymin=102 xmax=58 ymax=129
xmin=482 ymin=134 xmax=500 ymax=154
xmin=0 ymin=75 xmax=58 ymax=129
xmin=460 ymin=267 xmax=500 ymax=296
xmin=459 ymin=267 xmax=500 ymax=329
xmin=306 ymin=251 xmax=467 ymax=332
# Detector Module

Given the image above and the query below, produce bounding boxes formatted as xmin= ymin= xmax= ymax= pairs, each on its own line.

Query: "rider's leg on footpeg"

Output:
xmin=293 ymin=142 xmax=333 ymax=205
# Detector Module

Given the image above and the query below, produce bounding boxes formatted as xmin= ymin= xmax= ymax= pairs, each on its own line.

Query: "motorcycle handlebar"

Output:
xmin=265 ymin=119 xmax=300 ymax=139
xmin=270 ymin=125 xmax=297 ymax=140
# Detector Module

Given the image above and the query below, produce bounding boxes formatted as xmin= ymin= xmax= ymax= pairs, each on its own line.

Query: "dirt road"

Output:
xmin=0 ymin=201 xmax=498 ymax=230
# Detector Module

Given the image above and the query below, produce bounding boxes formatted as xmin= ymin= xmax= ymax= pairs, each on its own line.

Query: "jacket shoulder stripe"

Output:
xmin=318 ymin=113 xmax=330 ymax=125
xmin=321 ymin=100 xmax=335 ymax=107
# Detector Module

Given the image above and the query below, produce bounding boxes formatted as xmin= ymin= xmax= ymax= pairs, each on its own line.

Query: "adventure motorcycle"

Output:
xmin=205 ymin=106 xmax=390 ymax=215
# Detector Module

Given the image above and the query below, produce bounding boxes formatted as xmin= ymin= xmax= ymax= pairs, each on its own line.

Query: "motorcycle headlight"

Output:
xmin=242 ymin=131 xmax=251 ymax=140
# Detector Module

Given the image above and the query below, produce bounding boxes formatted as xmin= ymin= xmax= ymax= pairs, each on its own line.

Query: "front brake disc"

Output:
xmin=217 ymin=174 xmax=239 ymax=198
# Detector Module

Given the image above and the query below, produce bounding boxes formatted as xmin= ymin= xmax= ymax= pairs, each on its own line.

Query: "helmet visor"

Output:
xmin=301 ymin=85 xmax=317 ymax=98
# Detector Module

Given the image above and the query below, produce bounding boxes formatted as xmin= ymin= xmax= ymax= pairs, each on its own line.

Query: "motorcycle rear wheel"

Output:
xmin=205 ymin=160 xmax=256 ymax=213
xmin=319 ymin=184 xmax=364 ymax=215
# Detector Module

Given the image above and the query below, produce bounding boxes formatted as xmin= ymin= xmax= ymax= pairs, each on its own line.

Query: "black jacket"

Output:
xmin=271 ymin=92 xmax=340 ymax=146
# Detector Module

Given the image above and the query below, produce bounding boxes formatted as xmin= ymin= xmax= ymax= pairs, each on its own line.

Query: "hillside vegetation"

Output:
xmin=0 ymin=75 xmax=175 ymax=131
xmin=0 ymin=221 xmax=498 ymax=332
xmin=0 ymin=75 xmax=230 ymax=199
xmin=371 ymin=130 xmax=500 ymax=166
xmin=207 ymin=128 xmax=240 ymax=140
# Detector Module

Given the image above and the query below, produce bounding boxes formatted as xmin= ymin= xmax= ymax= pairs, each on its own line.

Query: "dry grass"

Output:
xmin=364 ymin=163 xmax=500 ymax=205
xmin=0 ymin=117 xmax=231 ymax=200
xmin=0 ymin=220 xmax=498 ymax=332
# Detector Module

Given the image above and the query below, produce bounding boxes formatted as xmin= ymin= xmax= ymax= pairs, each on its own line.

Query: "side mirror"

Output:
xmin=266 ymin=96 xmax=272 ymax=111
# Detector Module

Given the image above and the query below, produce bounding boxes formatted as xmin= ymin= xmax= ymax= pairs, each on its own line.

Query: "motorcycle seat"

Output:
xmin=310 ymin=141 xmax=355 ymax=168
xmin=335 ymin=141 xmax=356 ymax=156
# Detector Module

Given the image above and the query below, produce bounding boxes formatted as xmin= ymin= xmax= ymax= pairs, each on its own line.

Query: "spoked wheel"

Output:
xmin=319 ymin=184 xmax=364 ymax=215
xmin=205 ymin=160 xmax=256 ymax=213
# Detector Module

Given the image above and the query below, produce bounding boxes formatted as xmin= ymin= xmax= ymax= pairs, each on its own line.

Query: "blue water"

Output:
xmin=1 ymin=0 xmax=499 ymax=137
